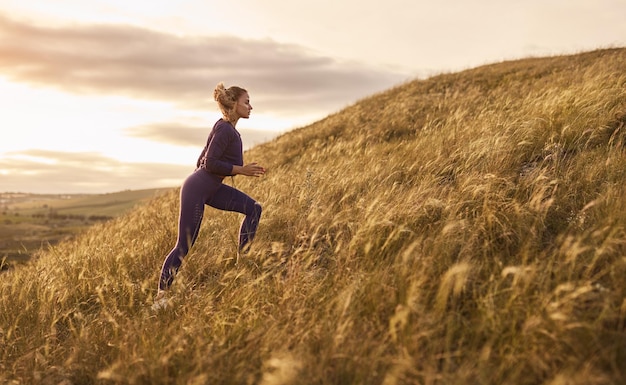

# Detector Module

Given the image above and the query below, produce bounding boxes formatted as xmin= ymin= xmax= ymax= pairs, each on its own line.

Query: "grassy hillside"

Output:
xmin=1 ymin=48 xmax=625 ymax=384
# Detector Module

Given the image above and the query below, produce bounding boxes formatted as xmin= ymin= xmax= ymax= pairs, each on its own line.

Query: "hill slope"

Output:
xmin=1 ymin=48 xmax=625 ymax=384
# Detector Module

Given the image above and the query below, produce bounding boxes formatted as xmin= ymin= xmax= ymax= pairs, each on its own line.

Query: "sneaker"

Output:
xmin=151 ymin=290 xmax=169 ymax=311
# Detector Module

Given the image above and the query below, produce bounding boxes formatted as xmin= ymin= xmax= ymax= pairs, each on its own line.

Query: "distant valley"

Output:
xmin=0 ymin=188 xmax=172 ymax=268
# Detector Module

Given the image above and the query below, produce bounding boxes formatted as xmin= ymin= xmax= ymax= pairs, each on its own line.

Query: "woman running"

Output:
xmin=154 ymin=82 xmax=265 ymax=308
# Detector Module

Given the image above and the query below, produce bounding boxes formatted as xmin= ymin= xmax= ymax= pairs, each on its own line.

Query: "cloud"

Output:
xmin=0 ymin=149 xmax=189 ymax=194
xmin=0 ymin=13 xmax=408 ymax=116
xmin=124 ymin=122 xmax=280 ymax=149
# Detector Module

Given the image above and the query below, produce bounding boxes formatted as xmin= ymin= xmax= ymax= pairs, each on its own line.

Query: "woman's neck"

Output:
xmin=224 ymin=116 xmax=239 ymax=127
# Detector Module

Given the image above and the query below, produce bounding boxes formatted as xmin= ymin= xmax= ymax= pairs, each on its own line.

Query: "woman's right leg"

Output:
xmin=158 ymin=171 xmax=215 ymax=291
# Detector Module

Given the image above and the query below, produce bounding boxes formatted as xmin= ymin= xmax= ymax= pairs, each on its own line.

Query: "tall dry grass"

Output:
xmin=1 ymin=48 xmax=625 ymax=384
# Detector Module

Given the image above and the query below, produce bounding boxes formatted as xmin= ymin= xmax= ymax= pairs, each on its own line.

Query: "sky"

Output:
xmin=1 ymin=0 xmax=625 ymax=194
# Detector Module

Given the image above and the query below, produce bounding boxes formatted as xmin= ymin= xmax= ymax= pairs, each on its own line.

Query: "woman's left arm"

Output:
xmin=232 ymin=163 xmax=266 ymax=177
xmin=205 ymin=124 xmax=236 ymax=175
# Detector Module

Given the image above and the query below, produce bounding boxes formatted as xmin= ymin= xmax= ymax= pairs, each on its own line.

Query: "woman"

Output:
xmin=154 ymin=82 xmax=265 ymax=308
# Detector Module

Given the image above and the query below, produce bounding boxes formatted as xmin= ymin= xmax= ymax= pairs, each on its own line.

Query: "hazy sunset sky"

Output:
xmin=1 ymin=0 xmax=625 ymax=194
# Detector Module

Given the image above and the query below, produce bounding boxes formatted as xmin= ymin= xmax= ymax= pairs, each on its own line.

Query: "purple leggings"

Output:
xmin=158 ymin=169 xmax=262 ymax=290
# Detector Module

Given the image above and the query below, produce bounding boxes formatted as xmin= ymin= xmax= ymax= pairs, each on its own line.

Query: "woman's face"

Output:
xmin=234 ymin=92 xmax=252 ymax=119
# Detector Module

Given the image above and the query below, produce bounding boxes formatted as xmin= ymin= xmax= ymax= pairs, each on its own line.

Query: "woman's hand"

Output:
xmin=232 ymin=163 xmax=266 ymax=177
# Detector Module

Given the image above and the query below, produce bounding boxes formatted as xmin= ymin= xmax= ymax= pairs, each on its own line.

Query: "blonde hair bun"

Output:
xmin=213 ymin=82 xmax=233 ymax=106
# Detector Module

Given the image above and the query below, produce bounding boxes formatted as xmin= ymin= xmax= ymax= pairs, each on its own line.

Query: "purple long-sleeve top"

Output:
xmin=196 ymin=119 xmax=243 ymax=176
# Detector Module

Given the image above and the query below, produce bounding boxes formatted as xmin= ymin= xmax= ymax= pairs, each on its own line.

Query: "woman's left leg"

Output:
xmin=208 ymin=184 xmax=262 ymax=251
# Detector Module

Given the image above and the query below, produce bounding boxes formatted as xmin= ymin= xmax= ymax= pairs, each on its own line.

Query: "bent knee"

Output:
xmin=252 ymin=201 xmax=262 ymax=216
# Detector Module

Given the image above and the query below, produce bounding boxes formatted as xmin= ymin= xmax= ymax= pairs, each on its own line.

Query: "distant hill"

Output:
xmin=1 ymin=48 xmax=625 ymax=384
xmin=0 ymin=188 xmax=171 ymax=264
xmin=2 ymin=188 xmax=173 ymax=217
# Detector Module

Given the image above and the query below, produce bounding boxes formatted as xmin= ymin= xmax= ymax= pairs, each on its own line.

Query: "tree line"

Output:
xmin=30 ymin=212 xmax=113 ymax=221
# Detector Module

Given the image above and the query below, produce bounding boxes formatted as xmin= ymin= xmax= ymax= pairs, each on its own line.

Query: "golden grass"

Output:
xmin=1 ymin=48 xmax=625 ymax=384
